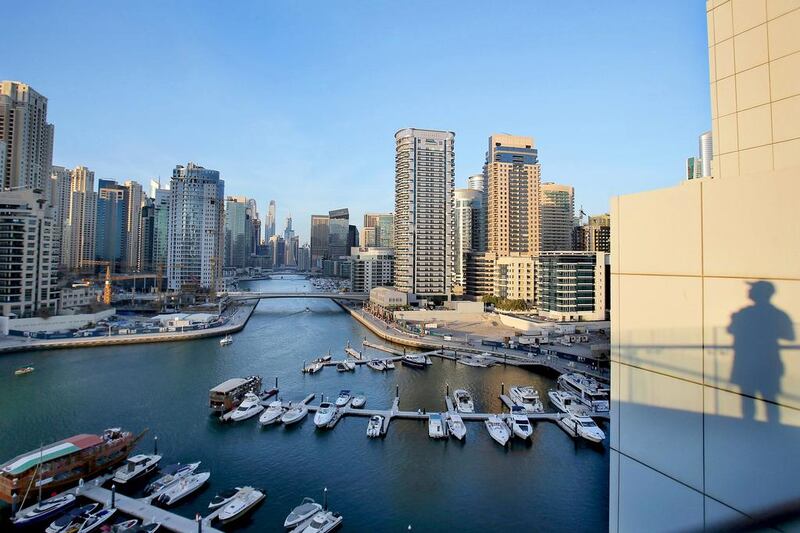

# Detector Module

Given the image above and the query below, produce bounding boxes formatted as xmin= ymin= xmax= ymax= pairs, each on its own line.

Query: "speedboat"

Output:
xmin=127 ymin=523 xmax=161 ymax=532
xmin=335 ymin=361 xmax=355 ymax=372
xmin=284 ymin=498 xmax=322 ymax=529
xmin=558 ymin=413 xmax=606 ymax=443
xmin=548 ymin=390 xmax=580 ymax=413
xmin=108 ymin=519 xmax=139 ymax=532
xmin=446 ymin=412 xmax=466 ymax=441
xmin=401 ymin=354 xmax=430 ymax=368
xmin=350 ymin=393 xmax=366 ymax=408
xmin=113 ymin=454 xmax=162 ymax=484
xmin=12 ymin=494 xmax=77 ymax=527
xmin=453 ymin=389 xmax=475 ymax=413
xmin=366 ymin=415 xmax=383 ymax=438
xmin=384 ymin=360 xmax=395 ymax=370
xmin=219 ymin=335 xmax=233 ymax=346
xmin=145 ymin=462 xmax=201 ymax=496
xmin=313 ymin=402 xmax=336 ymax=428
xmin=428 ymin=413 xmax=446 ymax=439
xmin=64 ymin=507 xmax=117 ymax=533
xmin=457 ymin=355 xmax=488 ymax=368
xmin=281 ymin=404 xmax=309 ymax=425
xmin=208 ymin=487 xmax=242 ymax=510
xmin=156 ymin=471 xmax=210 ymax=506
xmin=217 ymin=487 xmax=266 ymax=524
xmin=509 ymin=385 xmax=544 ymax=413
xmin=303 ymin=362 xmax=323 ymax=374
xmin=366 ymin=359 xmax=385 ymax=371
xmin=314 ymin=353 xmax=332 ymax=364
xmin=229 ymin=392 xmax=264 ymax=421
xmin=484 ymin=415 xmax=510 ymax=446
xmin=46 ymin=504 xmax=99 ymax=533
xmin=14 ymin=365 xmax=34 ymax=376
xmin=292 ymin=510 xmax=343 ymax=533
xmin=506 ymin=406 xmax=533 ymax=440
xmin=335 ymin=390 xmax=351 ymax=407
xmin=259 ymin=401 xmax=285 ymax=425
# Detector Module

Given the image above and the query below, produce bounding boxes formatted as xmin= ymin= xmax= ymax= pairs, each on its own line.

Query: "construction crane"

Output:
xmin=81 ymin=260 xmax=115 ymax=305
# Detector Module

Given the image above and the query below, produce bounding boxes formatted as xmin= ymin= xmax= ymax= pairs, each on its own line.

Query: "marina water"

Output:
xmin=0 ymin=277 xmax=609 ymax=531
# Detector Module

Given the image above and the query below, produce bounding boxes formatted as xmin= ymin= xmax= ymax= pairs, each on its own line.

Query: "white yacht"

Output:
xmin=366 ymin=359 xmax=386 ymax=371
xmin=428 ymin=413 xmax=446 ymax=439
xmin=219 ymin=335 xmax=233 ymax=346
xmin=68 ymin=507 xmax=117 ymax=533
xmin=208 ymin=487 xmax=242 ymax=510
xmin=156 ymin=471 xmax=210 ymax=506
xmin=457 ymin=354 xmax=493 ymax=368
xmin=113 ymin=454 xmax=162 ymax=484
xmin=335 ymin=361 xmax=355 ymax=372
xmin=145 ymin=462 xmax=201 ymax=496
xmin=366 ymin=415 xmax=383 ymax=438
xmin=46 ymin=504 xmax=99 ymax=533
xmin=350 ymin=393 xmax=366 ymax=409
xmin=281 ymin=404 xmax=309 ymax=425
xmin=313 ymin=402 xmax=336 ymax=428
xmin=446 ymin=412 xmax=466 ymax=441
xmin=548 ymin=390 xmax=581 ymax=413
xmin=109 ymin=519 xmax=139 ymax=532
xmin=335 ymin=390 xmax=351 ymax=407
xmin=218 ymin=487 xmax=266 ymax=524
xmin=506 ymin=406 xmax=533 ymax=440
xmin=284 ymin=498 xmax=322 ymax=529
xmin=453 ymin=389 xmax=475 ymax=413
xmin=384 ymin=360 xmax=395 ymax=370
xmin=292 ymin=510 xmax=342 ymax=533
xmin=229 ymin=392 xmax=264 ymax=422
xmin=303 ymin=362 xmax=323 ymax=374
xmin=509 ymin=385 xmax=544 ymax=413
xmin=401 ymin=354 xmax=430 ymax=368
xmin=484 ymin=415 xmax=510 ymax=446
xmin=558 ymin=413 xmax=606 ymax=443
xmin=259 ymin=401 xmax=285 ymax=425
xmin=557 ymin=372 xmax=610 ymax=412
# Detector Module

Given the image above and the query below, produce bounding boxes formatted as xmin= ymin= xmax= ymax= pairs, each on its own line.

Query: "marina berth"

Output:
xmin=209 ymin=376 xmax=263 ymax=415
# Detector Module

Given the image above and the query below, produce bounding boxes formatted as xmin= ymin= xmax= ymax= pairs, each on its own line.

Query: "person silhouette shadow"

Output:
xmin=727 ymin=281 xmax=794 ymax=422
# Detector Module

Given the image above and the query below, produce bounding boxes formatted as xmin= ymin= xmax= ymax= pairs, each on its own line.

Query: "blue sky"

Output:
xmin=5 ymin=1 xmax=710 ymax=241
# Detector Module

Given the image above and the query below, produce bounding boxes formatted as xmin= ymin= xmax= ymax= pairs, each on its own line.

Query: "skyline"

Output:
xmin=4 ymin=1 xmax=710 ymax=239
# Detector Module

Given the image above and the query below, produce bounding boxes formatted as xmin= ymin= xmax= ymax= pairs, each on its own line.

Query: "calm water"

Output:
xmin=0 ymin=277 xmax=609 ymax=532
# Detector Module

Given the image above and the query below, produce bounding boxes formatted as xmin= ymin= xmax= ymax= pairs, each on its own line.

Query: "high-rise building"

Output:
xmin=466 ymin=175 xmax=487 ymax=252
xmin=540 ymin=182 xmax=574 ymax=251
xmin=224 ymin=196 xmax=249 ymax=269
xmin=286 ymin=235 xmax=299 ymax=267
xmin=0 ymin=81 xmax=54 ymax=191
xmin=297 ymin=244 xmax=311 ymax=272
xmin=123 ymin=180 xmax=144 ymax=271
xmin=575 ymin=213 xmax=611 ymax=253
xmin=138 ymin=197 xmax=155 ymax=272
xmin=328 ymin=208 xmax=349 ymax=259
xmin=349 ymin=247 xmax=394 ymax=293
xmin=394 ymin=128 xmax=454 ymax=299
xmin=536 ymin=251 xmax=607 ymax=320
xmin=167 ymin=162 xmax=224 ymax=291
xmin=0 ymin=189 xmax=59 ymax=317
xmin=360 ymin=226 xmax=377 ymax=247
xmin=62 ymin=166 xmax=96 ymax=271
xmin=485 ymin=134 xmax=540 ymax=256
xmin=283 ymin=215 xmax=293 ymax=241
xmin=247 ymin=198 xmax=261 ymax=254
xmin=48 ymin=166 xmax=71 ymax=263
xmin=686 ymin=156 xmax=704 ymax=180
xmin=268 ymin=235 xmax=285 ymax=267
xmin=347 ymin=224 xmax=359 ymax=253
xmin=310 ymin=215 xmax=329 ymax=268
xmin=266 ymin=200 xmax=276 ymax=239
xmin=453 ymin=188 xmax=483 ymax=290
xmin=494 ymin=255 xmax=535 ymax=303
xmin=465 ymin=252 xmax=496 ymax=300
xmin=699 ymin=130 xmax=713 ymax=177
xmin=467 ymin=173 xmax=486 ymax=192
xmin=363 ymin=213 xmax=394 ymax=249
xmin=95 ymin=179 xmax=126 ymax=268
xmin=610 ymin=5 xmax=800 ymax=531
xmin=151 ymin=186 xmax=170 ymax=273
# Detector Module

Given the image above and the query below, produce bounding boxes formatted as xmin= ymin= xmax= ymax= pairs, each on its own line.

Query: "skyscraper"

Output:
xmin=167 ymin=162 xmax=224 ymax=291
xmin=95 ymin=179 xmax=127 ymax=268
xmin=394 ymin=128 xmax=454 ymax=299
xmin=484 ymin=134 xmax=540 ymax=256
xmin=266 ymin=200 xmax=276 ymax=239
xmin=138 ymin=197 xmax=155 ymax=273
xmin=575 ymin=213 xmax=610 ymax=253
xmin=698 ymin=130 xmax=713 ymax=178
xmin=62 ymin=166 xmax=96 ymax=271
xmin=453 ymin=188 xmax=483 ymax=290
xmin=224 ymin=196 xmax=249 ymax=269
xmin=123 ymin=180 xmax=144 ymax=271
xmin=540 ymin=182 xmax=574 ymax=251
xmin=0 ymin=81 xmax=54 ymax=191
xmin=151 ymin=186 xmax=170 ymax=273
xmin=49 ymin=166 xmax=71 ymax=263
xmin=363 ymin=213 xmax=394 ymax=249
xmin=328 ymin=208 xmax=349 ymax=259
xmin=466 ymin=174 xmax=487 ymax=252
xmin=310 ymin=215 xmax=329 ymax=268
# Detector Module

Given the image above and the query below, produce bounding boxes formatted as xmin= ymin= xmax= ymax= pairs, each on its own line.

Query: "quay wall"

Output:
xmin=1 ymin=309 xmax=116 ymax=334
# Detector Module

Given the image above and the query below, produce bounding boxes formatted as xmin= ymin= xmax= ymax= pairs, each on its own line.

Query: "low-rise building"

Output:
xmin=369 ymin=286 xmax=409 ymax=308
xmin=349 ymin=247 xmax=394 ymax=293
xmin=536 ymin=251 xmax=607 ymax=321
xmin=60 ymin=284 xmax=100 ymax=312
xmin=465 ymin=252 xmax=496 ymax=300
xmin=494 ymin=255 xmax=535 ymax=303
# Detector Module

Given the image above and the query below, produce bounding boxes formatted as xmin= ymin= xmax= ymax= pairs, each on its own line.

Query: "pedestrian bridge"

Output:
xmin=224 ymin=291 xmax=368 ymax=302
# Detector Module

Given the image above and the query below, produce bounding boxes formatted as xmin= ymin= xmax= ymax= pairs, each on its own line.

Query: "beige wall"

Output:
xmin=708 ymin=0 xmax=800 ymax=178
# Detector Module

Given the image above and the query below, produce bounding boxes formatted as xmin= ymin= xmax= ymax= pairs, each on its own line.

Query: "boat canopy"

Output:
xmin=1 ymin=434 xmax=102 ymax=476
xmin=210 ymin=378 xmax=249 ymax=394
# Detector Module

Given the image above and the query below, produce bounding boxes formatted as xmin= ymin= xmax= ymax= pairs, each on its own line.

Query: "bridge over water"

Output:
xmin=224 ymin=291 xmax=368 ymax=302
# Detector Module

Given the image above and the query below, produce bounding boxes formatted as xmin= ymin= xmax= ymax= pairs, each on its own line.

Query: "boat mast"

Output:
xmin=37 ymin=443 xmax=43 ymax=504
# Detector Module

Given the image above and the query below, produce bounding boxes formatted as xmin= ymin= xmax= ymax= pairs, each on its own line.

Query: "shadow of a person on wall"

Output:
xmin=727 ymin=281 xmax=795 ymax=422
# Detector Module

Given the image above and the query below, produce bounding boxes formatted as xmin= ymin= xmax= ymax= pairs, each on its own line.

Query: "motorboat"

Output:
xmin=384 ymin=360 xmax=395 ymax=370
xmin=366 ymin=359 xmax=385 ymax=371
xmin=217 ymin=486 xmax=266 ymax=524
xmin=14 ymin=365 xmax=34 ymax=376
xmin=292 ymin=510 xmax=343 ymax=532
xmin=284 ymin=497 xmax=322 ymax=529
xmin=557 ymin=372 xmax=610 ymax=412
xmin=219 ymin=335 xmax=233 ymax=346
xmin=314 ymin=352 xmax=332 ymax=364
xmin=506 ymin=406 xmax=533 ymax=440
xmin=229 ymin=392 xmax=264 ymax=422
xmin=46 ymin=504 xmax=99 ymax=533
xmin=558 ymin=412 xmax=606 ymax=443
xmin=335 ymin=361 xmax=355 ymax=372
xmin=64 ymin=507 xmax=117 ymax=533
xmin=350 ymin=393 xmax=366 ymax=409
xmin=113 ymin=454 xmax=162 ymax=484
xmin=335 ymin=390 xmax=351 ymax=407
xmin=208 ymin=487 xmax=242 ymax=510
xmin=484 ymin=415 xmax=510 ymax=446
xmin=281 ymin=404 xmax=309 ymax=425
xmin=548 ymin=390 xmax=580 ymax=413
xmin=453 ymin=389 xmax=475 ymax=413
xmin=259 ymin=401 xmax=285 ymax=425
xmin=108 ymin=519 xmax=138 ymax=532
xmin=509 ymin=386 xmax=544 ymax=413
xmin=313 ymin=402 xmax=336 ymax=428
xmin=401 ymin=354 xmax=430 ymax=368
xmin=458 ymin=353 xmax=494 ymax=368
xmin=303 ymin=362 xmax=323 ymax=374
xmin=11 ymin=493 xmax=77 ymax=527
xmin=144 ymin=462 xmax=201 ymax=496
xmin=156 ymin=471 xmax=210 ymax=506
xmin=446 ymin=412 xmax=466 ymax=441
xmin=428 ymin=413 xmax=446 ymax=439
xmin=366 ymin=415 xmax=383 ymax=438
xmin=114 ymin=523 xmax=161 ymax=533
